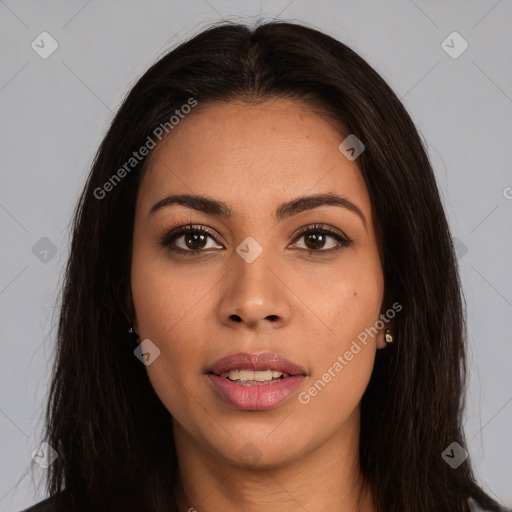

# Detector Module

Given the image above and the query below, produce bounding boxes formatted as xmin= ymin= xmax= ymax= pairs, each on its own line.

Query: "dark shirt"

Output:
xmin=19 ymin=489 xmax=155 ymax=512
xmin=19 ymin=491 xmax=67 ymax=512
xmin=20 ymin=492 xmax=512 ymax=512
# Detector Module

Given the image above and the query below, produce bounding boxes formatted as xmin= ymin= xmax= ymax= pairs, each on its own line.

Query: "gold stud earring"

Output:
xmin=385 ymin=329 xmax=393 ymax=343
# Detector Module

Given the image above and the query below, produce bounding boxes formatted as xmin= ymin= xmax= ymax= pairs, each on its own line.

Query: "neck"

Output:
xmin=172 ymin=410 xmax=376 ymax=512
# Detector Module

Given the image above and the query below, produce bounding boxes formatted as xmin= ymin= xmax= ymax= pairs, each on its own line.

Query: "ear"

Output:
xmin=119 ymin=286 xmax=140 ymax=345
xmin=122 ymin=280 xmax=138 ymax=331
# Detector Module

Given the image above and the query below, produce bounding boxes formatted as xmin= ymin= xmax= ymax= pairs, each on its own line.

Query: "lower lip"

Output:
xmin=207 ymin=374 xmax=305 ymax=410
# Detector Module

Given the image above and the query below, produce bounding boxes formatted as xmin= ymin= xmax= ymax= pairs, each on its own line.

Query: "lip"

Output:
xmin=205 ymin=352 xmax=307 ymax=411
xmin=207 ymin=374 xmax=305 ymax=410
xmin=206 ymin=352 xmax=307 ymax=376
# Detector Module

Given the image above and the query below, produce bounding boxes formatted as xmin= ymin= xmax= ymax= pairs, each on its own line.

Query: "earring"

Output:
xmin=128 ymin=326 xmax=140 ymax=345
xmin=385 ymin=329 xmax=393 ymax=343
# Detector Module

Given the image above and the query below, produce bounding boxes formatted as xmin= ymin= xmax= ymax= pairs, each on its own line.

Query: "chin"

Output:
xmin=206 ymin=429 xmax=311 ymax=470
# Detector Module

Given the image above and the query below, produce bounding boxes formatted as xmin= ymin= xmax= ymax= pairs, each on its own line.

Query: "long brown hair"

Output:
xmin=32 ymin=20 xmax=508 ymax=511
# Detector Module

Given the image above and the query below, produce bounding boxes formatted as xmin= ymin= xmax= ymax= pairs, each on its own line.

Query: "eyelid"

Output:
xmin=289 ymin=222 xmax=351 ymax=243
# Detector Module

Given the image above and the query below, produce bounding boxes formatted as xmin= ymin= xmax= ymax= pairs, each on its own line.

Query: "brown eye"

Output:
xmin=292 ymin=224 xmax=353 ymax=254
xmin=303 ymin=232 xmax=330 ymax=251
xmin=182 ymin=232 xmax=208 ymax=250
xmin=159 ymin=224 xmax=222 ymax=256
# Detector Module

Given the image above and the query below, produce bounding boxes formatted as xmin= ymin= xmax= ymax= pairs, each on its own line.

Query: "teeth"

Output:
xmin=220 ymin=370 xmax=288 ymax=381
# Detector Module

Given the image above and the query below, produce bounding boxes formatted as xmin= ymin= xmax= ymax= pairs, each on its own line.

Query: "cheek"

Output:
xmin=131 ymin=236 xmax=207 ymax=340
xmin=293 ymin=253 xmax=383 ymax=408
xmin=130 ymin=237 xmax=216 ymax=393
xmin=130 ymin=247 xmax=201 ymax=420
xmin=294 ymin=250 xmax=384 ymax=348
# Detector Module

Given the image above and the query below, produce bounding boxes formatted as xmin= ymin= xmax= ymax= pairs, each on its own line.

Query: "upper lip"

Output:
xmin=207 ymin=352 xmax=307 ymax=376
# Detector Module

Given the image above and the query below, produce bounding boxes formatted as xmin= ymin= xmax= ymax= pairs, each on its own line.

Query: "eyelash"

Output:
xmin=158 ymin=222 xmax=353 ymax=257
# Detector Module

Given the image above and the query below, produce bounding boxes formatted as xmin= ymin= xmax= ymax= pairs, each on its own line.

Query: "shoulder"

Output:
xmin=19 ymin=490 xmax=70 ymax=512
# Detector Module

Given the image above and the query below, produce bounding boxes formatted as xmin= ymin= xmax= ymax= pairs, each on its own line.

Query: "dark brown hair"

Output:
xmin=29 ymin=20 xmax=509 ymax=511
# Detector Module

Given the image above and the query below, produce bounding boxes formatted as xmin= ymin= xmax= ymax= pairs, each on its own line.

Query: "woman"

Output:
xmin=21 ymin=20 xmax=510 ymax=512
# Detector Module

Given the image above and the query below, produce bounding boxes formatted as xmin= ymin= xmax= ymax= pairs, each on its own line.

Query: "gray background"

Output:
xmin=1 ymin=1 xmax=511 ymax=510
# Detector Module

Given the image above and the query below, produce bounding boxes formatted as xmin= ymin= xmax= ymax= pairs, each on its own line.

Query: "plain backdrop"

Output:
xmin=1 ymin=1 xmax=511 ymax=510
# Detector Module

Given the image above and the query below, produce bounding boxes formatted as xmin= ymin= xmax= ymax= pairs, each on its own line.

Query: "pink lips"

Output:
xmin=206 ymin=352 xmax=307 ymax=376
xmin=206 ymin=352 xmax=307 ymax=411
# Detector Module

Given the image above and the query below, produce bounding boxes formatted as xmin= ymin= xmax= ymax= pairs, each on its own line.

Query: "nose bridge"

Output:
xmin=233 ymin=241 xmax=278 ymax=307
xmin=218 ymin=239 xmax=290 ymax=328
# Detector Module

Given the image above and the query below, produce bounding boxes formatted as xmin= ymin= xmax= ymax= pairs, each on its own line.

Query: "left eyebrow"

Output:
xmin=149 ymin=192 xmax=367 ymax=230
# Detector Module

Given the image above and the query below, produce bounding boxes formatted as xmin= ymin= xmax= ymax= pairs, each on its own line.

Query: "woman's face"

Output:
xmin=131 ymin=98 xmax=389 ymax=468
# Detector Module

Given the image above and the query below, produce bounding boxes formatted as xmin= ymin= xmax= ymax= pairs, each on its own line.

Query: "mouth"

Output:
xmin=205 ymin=352 xmax=307 ymax=410
xmin=206 ymin=351 xmax=307 ymax=381
xmin=217 ymin=369 xmax=292 ymax=385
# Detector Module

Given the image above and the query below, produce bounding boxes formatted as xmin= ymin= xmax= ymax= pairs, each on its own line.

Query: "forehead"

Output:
xmin=138 ymin=98 xmax=372 ymax=221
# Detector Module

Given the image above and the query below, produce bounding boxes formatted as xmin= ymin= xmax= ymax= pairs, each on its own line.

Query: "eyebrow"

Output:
xmin=149 ymin=192 xmax=367 ymax=229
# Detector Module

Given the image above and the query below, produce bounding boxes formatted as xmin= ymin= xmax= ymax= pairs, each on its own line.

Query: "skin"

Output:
xmin=131 ymin=98 xmax=395 ymax=512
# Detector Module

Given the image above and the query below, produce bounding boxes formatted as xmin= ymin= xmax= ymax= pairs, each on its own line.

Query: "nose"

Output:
xmin=217 ymin=248 xmax=292 ymax=331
